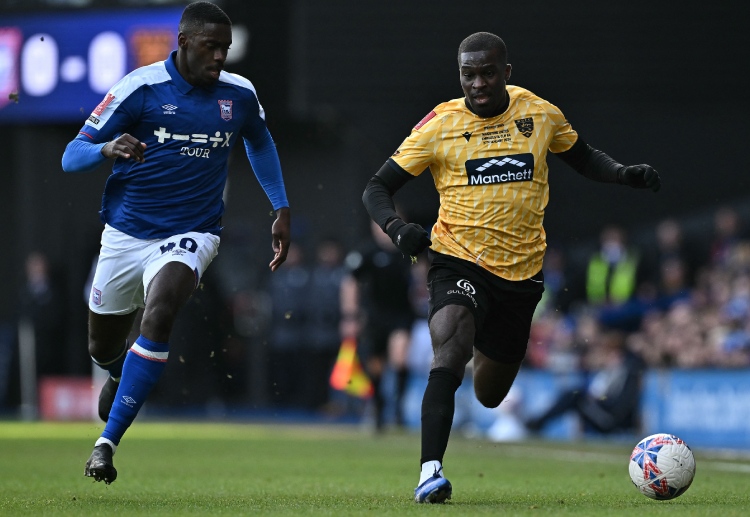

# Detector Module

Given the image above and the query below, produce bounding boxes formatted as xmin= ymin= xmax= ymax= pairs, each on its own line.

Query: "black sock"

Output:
xmin=394 ymin=368 xmax=409 ymax=425
xmin=370 ymin=374 xmax=384 ymax=430
xmin=420 ymin=367 xmax=462 ymax=465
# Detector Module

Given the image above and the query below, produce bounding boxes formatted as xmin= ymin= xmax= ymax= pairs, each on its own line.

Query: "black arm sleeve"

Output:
xmin=556 ymin=137 xmax=624 ymax=184
xmin=362 ymin=159 xmax=415 ymax=231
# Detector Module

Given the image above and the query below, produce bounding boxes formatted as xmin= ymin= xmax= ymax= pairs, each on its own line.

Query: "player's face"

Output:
xmin=459 ymin=49 xmax=511 ymax=118
xmin=179 ymin=23 xmax=232 ymax=88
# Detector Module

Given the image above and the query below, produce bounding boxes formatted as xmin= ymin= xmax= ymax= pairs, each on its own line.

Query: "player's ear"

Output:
xmin=177 ymin=32 xmax=189 ymax=48
xmin=505 ymin=64 xmax=512 ymax=82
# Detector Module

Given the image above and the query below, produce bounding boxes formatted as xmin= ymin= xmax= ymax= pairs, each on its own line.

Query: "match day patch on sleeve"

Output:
xmin=414 ymin=110 xmax=437 ymax=130
xmin=93 ymin=93 xmax=115 ymax=116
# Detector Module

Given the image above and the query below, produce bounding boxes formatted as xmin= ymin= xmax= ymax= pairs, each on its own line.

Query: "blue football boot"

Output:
xmin=414 ymin=470 xmax=452 ymax=503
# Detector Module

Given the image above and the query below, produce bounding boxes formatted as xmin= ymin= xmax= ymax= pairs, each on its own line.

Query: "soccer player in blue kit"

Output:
xmin=61 ymin=2 xmax=290 ymax=484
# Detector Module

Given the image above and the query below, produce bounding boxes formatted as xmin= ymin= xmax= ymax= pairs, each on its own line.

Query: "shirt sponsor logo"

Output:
xmin=153 ymin=127 xmax=232 ymax=146
xmin=514 ymin=117 xmax=534 ymax=137
xmin=464 ymin=153 xmax=534 ymax=185
xmin=414 ymin=110 xmax=437 ymax=130
xmin=218 ymin=99 xmax=233 ymax=121
xmin=93 ymin=93 xmax=115 ymax=116
xmin=153 ymin=126 xmax=233 ymax=159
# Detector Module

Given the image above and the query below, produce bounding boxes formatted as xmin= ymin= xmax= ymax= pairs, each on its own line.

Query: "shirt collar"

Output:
xmin=165 ymin=50 xmax=194 ymax=94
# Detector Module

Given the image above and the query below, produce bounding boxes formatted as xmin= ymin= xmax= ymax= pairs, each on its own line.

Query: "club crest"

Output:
xmin=514 ymin=117 xmax=534 ymax=138
xmin=218 ymin=99 xmax=233 ymax=121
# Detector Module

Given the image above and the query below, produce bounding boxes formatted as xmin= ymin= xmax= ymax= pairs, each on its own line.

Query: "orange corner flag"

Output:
xmin=329 ymin=338 xmax=373 ymax=398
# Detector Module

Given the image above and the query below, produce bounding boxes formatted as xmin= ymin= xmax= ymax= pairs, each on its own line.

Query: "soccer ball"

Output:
xmin=628 ymin=433 xmax=696 ymax=500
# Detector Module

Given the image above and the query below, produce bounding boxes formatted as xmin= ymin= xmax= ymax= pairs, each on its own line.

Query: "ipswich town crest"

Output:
xmin=514 ymin=117 xmax=533 ymax=137
xmin=218 ymin=99 xmax=233 ymax=121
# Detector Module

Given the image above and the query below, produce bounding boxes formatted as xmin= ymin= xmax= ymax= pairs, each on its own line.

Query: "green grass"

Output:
xmin=1 ymin=421 xmax=749 ymax=515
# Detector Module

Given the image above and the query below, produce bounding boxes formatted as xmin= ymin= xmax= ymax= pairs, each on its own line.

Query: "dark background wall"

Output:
xmin=1 ymin=0 xmax=748 ymax=378
xmin=219 ymin=0 xmax=750 ymax=249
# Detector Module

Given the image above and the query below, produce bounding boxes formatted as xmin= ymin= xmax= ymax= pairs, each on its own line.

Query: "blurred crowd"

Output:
xmin=3 ymin=204 xmax=750 ymax=427
xmin=528 ymin=205 xmax=750 ymax=374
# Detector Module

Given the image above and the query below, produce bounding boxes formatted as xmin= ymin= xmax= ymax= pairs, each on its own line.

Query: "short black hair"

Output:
xmin=457 ymin=32 xmax=507 ymax=64
xmin=179 ymin=1 xmax=232 ymax=35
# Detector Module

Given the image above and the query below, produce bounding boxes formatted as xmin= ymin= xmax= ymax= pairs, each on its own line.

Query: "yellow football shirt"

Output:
xmin=390 ymin=85 xmax=578 ymax=281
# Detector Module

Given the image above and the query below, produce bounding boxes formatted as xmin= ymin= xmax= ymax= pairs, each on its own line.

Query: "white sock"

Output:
xmin=419 ymin=460 xmax=443 ymax=485
xmin=95 ymin=437 xmax=117 ymax=455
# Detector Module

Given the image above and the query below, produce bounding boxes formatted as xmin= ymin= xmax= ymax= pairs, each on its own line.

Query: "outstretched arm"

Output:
xmin=556 ymin=138 xmax=661 ymax=192
xmin=362 ymin=159 xmax=431 ymax=257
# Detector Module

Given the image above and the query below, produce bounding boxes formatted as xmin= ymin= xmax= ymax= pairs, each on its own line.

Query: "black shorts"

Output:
xmin=359 ymin=317 xmax=413 ymax=361
xmin=427 ymin=251 xmax=544 ymax=364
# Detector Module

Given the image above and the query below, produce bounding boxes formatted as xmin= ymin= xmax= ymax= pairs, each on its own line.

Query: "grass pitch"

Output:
xmin=1 ymin=421 xmax=749 ymax=515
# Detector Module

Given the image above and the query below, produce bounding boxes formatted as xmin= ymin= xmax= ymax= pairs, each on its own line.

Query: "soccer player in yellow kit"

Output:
xmin=362 ymin=32 xmax=660 ymax=503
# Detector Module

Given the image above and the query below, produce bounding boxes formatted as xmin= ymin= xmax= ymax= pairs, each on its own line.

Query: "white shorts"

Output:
xmin=88 ymin=224 xmax=220 ymax=315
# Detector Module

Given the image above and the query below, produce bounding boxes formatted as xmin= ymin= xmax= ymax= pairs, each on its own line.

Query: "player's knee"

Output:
xmin=474 ymin=388 xmax=504 ymax=409
xmin=473 ymin=376 xmax=513 ymax=408
xmin=140 ymin=304 xmax=178 ymax=342
xmin=88 ymin=336 xmax=118 ymax=362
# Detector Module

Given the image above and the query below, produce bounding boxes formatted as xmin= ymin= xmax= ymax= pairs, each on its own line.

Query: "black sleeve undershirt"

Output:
xmin=362 ymin=159 xmax=415 ymax=231
xmin=556 ymin=137 xmax=624 ymax=184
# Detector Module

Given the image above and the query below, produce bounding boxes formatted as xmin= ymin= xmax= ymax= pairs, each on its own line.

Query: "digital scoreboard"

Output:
xmin=0 ymin=7 xmax=184 ymax=123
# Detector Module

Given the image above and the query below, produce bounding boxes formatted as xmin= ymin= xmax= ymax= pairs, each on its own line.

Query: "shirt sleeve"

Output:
xmin=240 ymin=89 xmax=289 ymax=210
xmin=243 ymin=128 xmax=289 ymax=210
xmin=389 ymin=110 xmax=440 ymax=176
xmin=61 ymin=79 xmax=143 ymax=172
xmin=61 ymin=139 xmax=108 ymax=173
xmin=545 ymin=100 xmax=579 ymax=154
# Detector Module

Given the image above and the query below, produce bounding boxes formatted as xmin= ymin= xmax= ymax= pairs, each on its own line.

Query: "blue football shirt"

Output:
xmin=63 ymin=51 xmax=288 ymax=239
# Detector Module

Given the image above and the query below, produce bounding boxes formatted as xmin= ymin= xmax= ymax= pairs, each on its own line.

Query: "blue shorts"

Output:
xmin=427 ymin=251 xmax=544 ymax=363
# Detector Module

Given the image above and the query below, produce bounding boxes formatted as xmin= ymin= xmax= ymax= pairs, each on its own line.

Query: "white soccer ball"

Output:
xmin=628 ymin=433 xmax=696 ymax=500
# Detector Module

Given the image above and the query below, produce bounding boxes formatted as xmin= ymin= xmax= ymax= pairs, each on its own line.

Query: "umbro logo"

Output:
xmin=162 ymin=104 xmax=178 ymax=114
xmin=464 ymin=153 xmax=535 ymax=185
xmin=121 ymin=395 xmax=136 ymax=407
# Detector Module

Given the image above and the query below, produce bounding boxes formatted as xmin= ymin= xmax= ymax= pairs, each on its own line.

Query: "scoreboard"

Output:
xmin=0 ymin=7 xmax=184 ymax=123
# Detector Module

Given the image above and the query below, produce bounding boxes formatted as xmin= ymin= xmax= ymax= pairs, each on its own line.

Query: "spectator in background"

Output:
xmin=586 ymin=225 xmax=642 ymax=308
xmin=18 ymin=252 xmax=66 ymax=377
xmin=525 ymin=329 xmax=644 ymax=435
xmin=642 ymin=218 xmax=701 ymax=290
xmin=710 ymin=206 xmax=744 ymax=266
xmin=583 ymin=225 xmax=654 ymax=333
xmin=267 ymin=242 xmax=308 ymax=408
xmin=342 ymin=220 xmax=415 ymax=431
xmin=302 ymin=237 xmax=348 ymax=412
xmin=405 ymin=251 xmax=433 ymax=376
xmin=655 ymin=256 xmax=692 ymax=307
xmin=534 ymin=243 xmax=575 ymax=317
